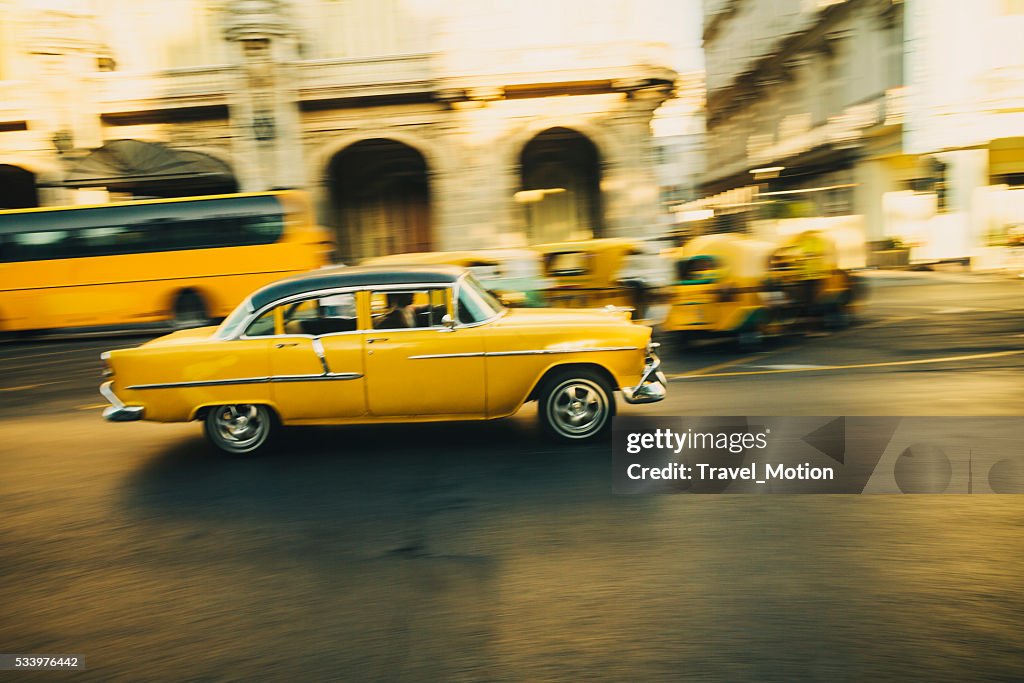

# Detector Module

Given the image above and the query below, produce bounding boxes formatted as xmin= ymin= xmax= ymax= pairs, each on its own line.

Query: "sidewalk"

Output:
xmin=859 ymin=267 xmax=1024 ymax=285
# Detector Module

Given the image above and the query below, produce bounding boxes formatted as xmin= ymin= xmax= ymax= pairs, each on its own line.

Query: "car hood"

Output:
xmin=490 ymin=307 xmax=633 ymax=328
xmin=142 ymin=326 xmax=220 ymax=348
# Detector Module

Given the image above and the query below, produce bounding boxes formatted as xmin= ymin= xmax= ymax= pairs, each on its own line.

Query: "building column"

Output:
xmin=223 ymin=0 xmax=304 ymax=192
xmin=603 ymin=85 xmax=670 ymax=239
xmin=22 ymin=6 xmax=106 ymax=204
xmin=854 ymin=158 xmax=892 ymax=242
xmin=430 ymin=97 xmax=523 ymax=251
xmin=937 ymin=148 xmax=990 ymax=260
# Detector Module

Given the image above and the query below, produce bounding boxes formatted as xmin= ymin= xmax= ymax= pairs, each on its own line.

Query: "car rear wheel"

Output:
xmin=204 ymin=404 xmax=276 ymax=456
xmin=538 ymin=370 xmax=615 ymax=442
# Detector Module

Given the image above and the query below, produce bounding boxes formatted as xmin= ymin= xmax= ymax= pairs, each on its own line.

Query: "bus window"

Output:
xmin=3 ymin=230 xmax=74 ymax=261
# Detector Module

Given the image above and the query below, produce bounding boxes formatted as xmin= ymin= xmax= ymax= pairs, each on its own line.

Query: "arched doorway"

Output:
xmin=66 ymin=140 xmax=238 ymax=199
xmin=327 ymin=139 xmax=432 ymax=262
xmin=0 ymin=165 xmax=39 ymax=209
xmin=519 ymin=127 xmax=603 ymax=243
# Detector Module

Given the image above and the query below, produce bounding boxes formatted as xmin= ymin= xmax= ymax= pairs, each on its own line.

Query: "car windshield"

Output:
xmin=216 ymin=296 xmax=254 ymax=338
xmin=459 ymin=272 xmax=505 ymax=321
xmin=544 ymin=251 xmax=589 ymax=276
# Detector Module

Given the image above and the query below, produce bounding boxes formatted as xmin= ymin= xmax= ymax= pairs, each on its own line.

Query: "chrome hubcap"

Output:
xmin=214 ymin=405 xmax=265 ymax=448
xmin=549 ymin=380 xmax=607 ymax=437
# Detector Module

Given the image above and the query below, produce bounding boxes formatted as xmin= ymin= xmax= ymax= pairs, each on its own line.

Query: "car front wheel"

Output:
xmin=204 ymin=404 xmax=276 ymax=456
xmin=538 ymin=370 xmax=615 ymax=442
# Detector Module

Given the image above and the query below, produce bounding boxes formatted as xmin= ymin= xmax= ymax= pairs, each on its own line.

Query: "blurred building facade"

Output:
xmin=0 ymin=0 xmax=679 ymax=261
xmin=696 ymin=0 xmax=1024 ymax=266
xmin=651 ymin=70 xmax=706 ymax=234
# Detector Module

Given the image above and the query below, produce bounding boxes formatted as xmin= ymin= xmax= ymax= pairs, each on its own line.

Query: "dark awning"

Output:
xmin=48 ymin=139 xmax=236 ymax=195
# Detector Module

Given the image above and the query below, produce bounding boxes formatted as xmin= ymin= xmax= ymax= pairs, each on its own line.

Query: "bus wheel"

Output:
xmin=172 ymin=290 xmax=210 ymax=329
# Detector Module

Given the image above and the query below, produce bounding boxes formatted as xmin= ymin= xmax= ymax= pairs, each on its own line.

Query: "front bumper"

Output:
xmin=621 ymin=350 xmax=668 ymax=404
xmin=100 ymin=381 xmax=144 ymax=422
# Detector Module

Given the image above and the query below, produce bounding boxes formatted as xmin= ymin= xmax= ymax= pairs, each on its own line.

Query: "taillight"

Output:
xmin=100 ymin=351 xmax=113 ymax=377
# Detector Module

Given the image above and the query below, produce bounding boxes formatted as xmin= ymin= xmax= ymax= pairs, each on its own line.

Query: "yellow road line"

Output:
xmin=76 ymin=404 xmax=109 ymax=410
xmin=665 ymin=315 xmax=917 ymax=381
xmin=679 ymin=353 xmax=770 ymax=378
xmin=670 ymin=348 xmax=1024 ymax=380
xmin=0 ymin=381 xmax=64 ymax=392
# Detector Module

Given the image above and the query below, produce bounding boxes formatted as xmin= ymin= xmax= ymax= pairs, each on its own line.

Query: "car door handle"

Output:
xmin=274 ymin=342 xmax=299 ymax=348
xmin=366 ymin=337 xmax=389 ymax=344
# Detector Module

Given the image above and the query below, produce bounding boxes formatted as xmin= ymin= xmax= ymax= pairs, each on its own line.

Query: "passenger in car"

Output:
xmin=375 ymin=292 xmax=418 ymax=329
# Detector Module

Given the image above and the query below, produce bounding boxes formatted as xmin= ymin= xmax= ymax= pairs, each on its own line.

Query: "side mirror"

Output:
xmin=440 ymin=313 xmax=457 ymax=330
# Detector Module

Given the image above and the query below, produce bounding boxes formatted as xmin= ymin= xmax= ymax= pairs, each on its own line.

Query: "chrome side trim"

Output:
xmin=409 ymin=346 xmax=638 ymax=360
xmin=129 ymin=377 xmax=269 ymax=390
xmin=100 ymin=381 xmax=145 ymax=422
xmin=271 ymin=372 xmax=362 ymax=383
xmin=311 ymin=337 xmax=330 ymax=373
xmin=127 ymin=372 xmax=362 ymax=390
xmin=486 ymin=346 xmax=639 ymax=357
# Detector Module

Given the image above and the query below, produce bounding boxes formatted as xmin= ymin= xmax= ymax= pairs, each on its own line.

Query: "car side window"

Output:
xmin=545 ymin=251 xmax=590 ymax=276
xmin=245 ymin=292 xmax=358 ymax=337
xmin=369 ymin=288 xmax=449 ymax=329
xmin=245 ymin=308 xmax=278 ymax=337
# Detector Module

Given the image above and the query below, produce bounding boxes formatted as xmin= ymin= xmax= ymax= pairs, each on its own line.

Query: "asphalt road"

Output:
xmin=2 ymin=271 xmax=1024 ymax=681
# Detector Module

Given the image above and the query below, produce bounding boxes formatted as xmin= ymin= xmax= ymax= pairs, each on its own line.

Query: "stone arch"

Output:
xmin=324 ymin=137 xmax=434 ymax=262
xmin=311 ymin=129 xmax=448 ymax=188
xmin=0 ymin=164 xmax=40 ymax=209
xmin=516 ymin=126 xmax=607 ymax=243
xmin=502 ymin=119 xmax=618 ymax=174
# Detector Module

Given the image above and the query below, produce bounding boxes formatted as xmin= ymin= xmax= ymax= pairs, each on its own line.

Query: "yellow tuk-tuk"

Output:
xmin=661 ymin=233 xmax=781 ymax=347
xmin=533 ymin=238 xmax=664 ymax=317
xmin=361 ymin=249 xmax=551 ymax=307
xmin=765 ymin=230 xmax=867 ymax=327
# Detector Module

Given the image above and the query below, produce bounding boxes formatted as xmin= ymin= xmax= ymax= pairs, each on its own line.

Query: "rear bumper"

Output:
xmin=621 ymin=351 xmax=667 ymax=404
xmin=100 ymin=381 xmax=144 ymax=422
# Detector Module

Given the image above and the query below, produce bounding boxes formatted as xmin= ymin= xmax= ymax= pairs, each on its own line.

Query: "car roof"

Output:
xmin=532 ymin=237 xmax=639 ymax=254
xmin=362 ymin=248 xmax=540 ymax=267
xmin=251 ymin=264 xmax=465 ymax=309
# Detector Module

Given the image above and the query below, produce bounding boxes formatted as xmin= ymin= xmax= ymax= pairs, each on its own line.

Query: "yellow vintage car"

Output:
xmin=533 ymin=238 xmax=665 ymax=317
xmin=661 ymin=233 xmax=782 ymax=347
xmin=100 ymin=265 xmax=666 ymax=455
xmin=766 ymin=230 xmax=867 ymax=327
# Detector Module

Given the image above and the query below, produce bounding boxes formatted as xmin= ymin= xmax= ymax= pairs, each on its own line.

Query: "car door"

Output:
xmin=244 ymin=291 xmax=366 ymax=421
xmin=361 ymin=286 xmax=486 ymax=418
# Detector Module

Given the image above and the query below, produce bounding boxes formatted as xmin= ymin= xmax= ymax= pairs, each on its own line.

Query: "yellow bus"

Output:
xmin=0 ymin=191 xmax=334 ymax=334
